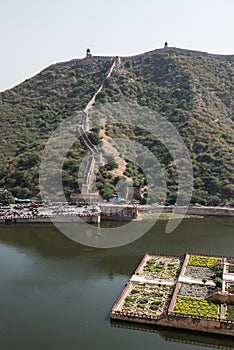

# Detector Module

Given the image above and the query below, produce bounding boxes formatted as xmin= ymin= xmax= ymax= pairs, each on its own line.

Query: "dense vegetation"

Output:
xmin=0 ymin=48 xmax=233 ymax=205
xmin=174 ymin=296 xmax=219 ymax=318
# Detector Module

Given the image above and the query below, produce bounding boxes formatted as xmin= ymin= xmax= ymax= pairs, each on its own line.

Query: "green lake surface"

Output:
xmin=0 ymin=217 xmax=233 ymax=350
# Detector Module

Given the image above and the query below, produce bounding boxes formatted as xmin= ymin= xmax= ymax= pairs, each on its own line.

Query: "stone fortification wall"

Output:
xmin=46 ymin=47 xmax=234 ymax=72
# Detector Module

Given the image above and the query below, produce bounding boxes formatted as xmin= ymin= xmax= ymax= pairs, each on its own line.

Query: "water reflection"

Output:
xmin=0 ymin=218 xmax=233 ymax=278
xmin=111 ymin=321 xmax=234 ymax=349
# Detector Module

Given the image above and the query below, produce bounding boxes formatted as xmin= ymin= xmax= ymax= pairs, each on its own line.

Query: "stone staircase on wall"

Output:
xmin=77 ymin=57 xmax=121 ymax=200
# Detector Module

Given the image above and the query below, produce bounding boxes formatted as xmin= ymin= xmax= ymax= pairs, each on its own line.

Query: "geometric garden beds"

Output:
xmin=178 ymin=284 xmax=216 ymax=298
xmin=111 ymin=253 xmax=234 ymax=336
xmin=173 ymin=296 xmax=219 ymax=318
xmin=121 ymin=282 xmax=173 ymax=317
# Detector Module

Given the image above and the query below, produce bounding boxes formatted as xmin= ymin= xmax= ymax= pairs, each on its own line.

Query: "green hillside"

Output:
xmin=0 ymin=48 xmax=233 ymax=205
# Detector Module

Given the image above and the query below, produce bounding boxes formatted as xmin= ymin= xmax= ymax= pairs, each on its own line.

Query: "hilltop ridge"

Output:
xmin=0 ymin=47 xmax=233 ymax=205
xmin=22 ymin=47 xmax=233 ymax=82
xmin=47 ymin=46 xmax=234 ymax=70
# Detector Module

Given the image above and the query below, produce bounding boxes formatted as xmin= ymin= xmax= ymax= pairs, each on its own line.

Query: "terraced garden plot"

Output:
xmin=179 ymin=284 xmax=216 ymax=299
xmin=173 ymin=296 xmax=219 ymax=318
xmin=226 ymin=305 xmax=234 ymax=321
xmin=188 ymin=255 xmax=222 ymax=268
xmin=184 ymin=266 xmax=216 ymax=280
xmin=121 ymin=283 xmax=173 ymax=317
xmin=139 ymin=256 xmax=181 ymax=280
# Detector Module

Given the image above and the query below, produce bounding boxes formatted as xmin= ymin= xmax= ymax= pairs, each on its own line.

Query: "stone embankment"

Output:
xmin=187 ymin=206 xmax=234 ymax=217
xmin=0 ymin=214 xmax=100 ymax=224
xmin=140 ymin=205 xmax=234 ymax=217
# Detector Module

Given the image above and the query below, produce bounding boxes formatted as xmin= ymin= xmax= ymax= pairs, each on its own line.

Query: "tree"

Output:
xmin=100 ymin=183 xmax=115 ymax=200
xmin=207 ymin=177 xmax=220 ymax=195
xmin=208 ymin=195 xmax=221 ymax=206
xmin=105 ymin=159 xmax=118 ymax=171
xmin=214 ymin=277 xmax=222 ymax=289
xmin=0 ymin=190 xmax=15 ymax=204
xmin=88 ymin=132 xmax=101 ymax=145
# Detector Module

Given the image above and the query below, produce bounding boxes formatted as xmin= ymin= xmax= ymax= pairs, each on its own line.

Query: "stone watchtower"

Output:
xmin=114 ymin=56 xmax=121 ymax=65
xmin=86 ymin=48 xmax=92 ymax=58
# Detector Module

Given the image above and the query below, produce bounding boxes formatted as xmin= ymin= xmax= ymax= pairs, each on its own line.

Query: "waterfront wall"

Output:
xmin=110 ymin=311 xmax=234 ymax=337
xmin=0 ymin=215 xmax=100 ymax=224
xmin=101 ymin=206 xmax=138 ymax=220
xmin=141 ymin=206 xmax=234 ymax=217
xmin=1 ymin=205 xmax=233 ymax=225
xmin=160 ymin=314 xmax=234 ymax=337
xmin=101 ymin=204 xmax=234 ymax=220
xmin=187 ymin=207 xmax=234 ymax=217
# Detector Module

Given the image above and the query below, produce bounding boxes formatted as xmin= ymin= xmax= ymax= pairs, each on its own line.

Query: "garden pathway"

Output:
xmin=130 ymin=274 xmax=175 ymax=286
xmin=178 ymin=276 xmax=215 ymax=286
xmin=223 ymin=274 xmax=234 ymax=282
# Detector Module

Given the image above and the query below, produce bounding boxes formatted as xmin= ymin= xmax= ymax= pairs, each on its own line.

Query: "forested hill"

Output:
xmin=0 ymin=47 xmax=233 ymax=205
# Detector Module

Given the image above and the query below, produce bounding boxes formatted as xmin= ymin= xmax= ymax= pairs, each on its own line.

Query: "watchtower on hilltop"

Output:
xmin=86 ymin=48 xmax=92 ymax=58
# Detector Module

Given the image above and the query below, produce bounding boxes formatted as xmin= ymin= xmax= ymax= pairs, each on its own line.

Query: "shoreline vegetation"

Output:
xmin=139 ymin=212 xmax=204 ymax=221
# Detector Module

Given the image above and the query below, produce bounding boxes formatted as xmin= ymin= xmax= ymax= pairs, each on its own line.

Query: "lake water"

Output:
xmin=0 ymin=217 xmax=233 ymax=350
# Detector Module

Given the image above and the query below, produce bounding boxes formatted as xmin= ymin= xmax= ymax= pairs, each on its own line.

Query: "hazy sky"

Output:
xmin=1 ymin=0 xmax=234 ymax=91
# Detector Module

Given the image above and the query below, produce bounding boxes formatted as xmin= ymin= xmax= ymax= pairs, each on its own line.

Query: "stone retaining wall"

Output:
xmin=110 ymin=311 xmax=234 ymax=337
xmin=0 ymin=215 xmax=100 ymax=224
